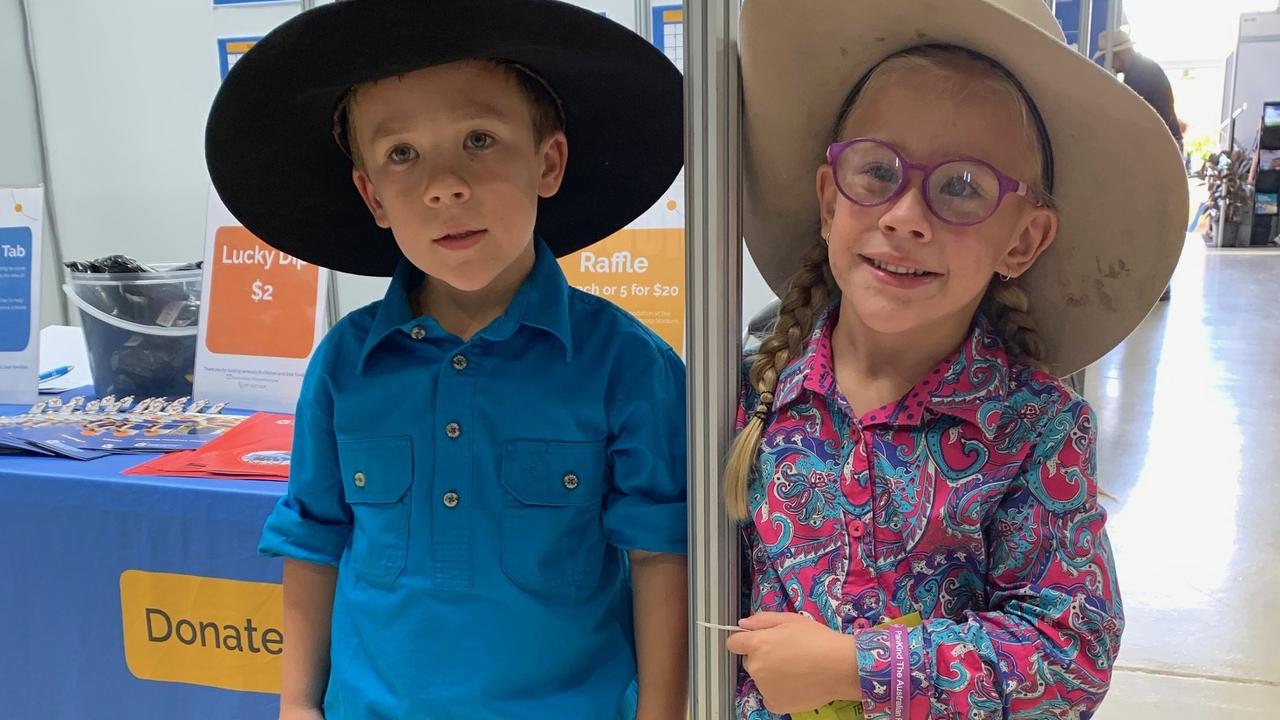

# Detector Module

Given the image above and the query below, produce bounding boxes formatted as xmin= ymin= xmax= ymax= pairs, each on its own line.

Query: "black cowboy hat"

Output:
xmin=206 ymin=0 xmax=684 ymax=276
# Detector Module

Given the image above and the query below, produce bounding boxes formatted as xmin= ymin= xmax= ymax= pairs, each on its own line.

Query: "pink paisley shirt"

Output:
xmin=736 ymin=305 xmax=1122 ymax=720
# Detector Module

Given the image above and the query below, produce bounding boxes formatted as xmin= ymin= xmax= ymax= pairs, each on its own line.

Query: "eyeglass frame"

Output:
xmin=825 ymin=137 xmax=1044 ymax=227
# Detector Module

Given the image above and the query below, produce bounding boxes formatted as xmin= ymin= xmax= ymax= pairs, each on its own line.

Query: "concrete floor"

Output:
xmin=1088 ymin=234 xmax=1280 ymax=718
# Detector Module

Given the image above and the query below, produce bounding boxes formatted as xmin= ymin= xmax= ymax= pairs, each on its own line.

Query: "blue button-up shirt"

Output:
xmin=259 ymin=238 xmax=687 ymax=719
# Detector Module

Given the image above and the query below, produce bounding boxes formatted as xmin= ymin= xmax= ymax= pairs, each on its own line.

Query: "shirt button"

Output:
xmin=353 ymin=471 xmax=367 ymax=488
xmin=451 ymin=354 xmax=468 ymax=371
xmin=853 ymin=618 xmax=872 ymax=631
xmin=410 ymin=326 xmax=426 ymax=340
xmin=445 ymin=422 xmax=461 ymax=439
xmin=849 ymin=519 xmax=866 ymax=538
xmin=442 ymin=491 xmax=460 ymax=508
xmin=562 ymin=473 xmax=580 ymax=490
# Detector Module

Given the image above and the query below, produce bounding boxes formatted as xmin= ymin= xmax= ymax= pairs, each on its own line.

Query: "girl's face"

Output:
xmin=817 ymin=67 xmax=1059 ymax=339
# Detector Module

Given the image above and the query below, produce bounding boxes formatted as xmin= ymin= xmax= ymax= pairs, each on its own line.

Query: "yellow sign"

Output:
xmin=796 ymin=702 xmax=864 ymax=720
xmin=119 ymin=570 xmax=282 ymax=694
xmin=560 ymin=227 xmax=685 ymax=354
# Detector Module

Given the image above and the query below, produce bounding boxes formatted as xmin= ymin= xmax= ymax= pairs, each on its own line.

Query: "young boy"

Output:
xmin=205 ymin=2 xmax=688 ymax=718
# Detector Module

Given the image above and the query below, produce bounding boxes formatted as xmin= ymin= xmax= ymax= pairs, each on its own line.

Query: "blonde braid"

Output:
xmin=983 ymin=277 xmax=1117 ymax=500
xmin=724 ymin=241 xmax=833 ymax=520
xmin=982 ymin=278 xmax=1047 ymax=369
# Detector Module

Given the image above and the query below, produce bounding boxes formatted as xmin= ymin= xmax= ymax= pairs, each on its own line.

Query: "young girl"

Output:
xmin=725 ymin=1 xmax=1188 ymax=718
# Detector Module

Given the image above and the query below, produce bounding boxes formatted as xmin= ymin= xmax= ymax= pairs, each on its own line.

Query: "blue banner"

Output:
xmin=0 ymin=226 xmax=33 ymax=353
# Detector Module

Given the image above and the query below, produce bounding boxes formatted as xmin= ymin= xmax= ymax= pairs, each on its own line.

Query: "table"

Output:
xmin=0 ymin=414 xmax=286 ymax=719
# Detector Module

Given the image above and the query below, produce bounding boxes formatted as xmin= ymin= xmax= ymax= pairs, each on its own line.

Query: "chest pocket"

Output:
xmin=499 ymin=439 xmax=608 ymax=601
xmin=338 ymin=436 xmax=414 ymax=588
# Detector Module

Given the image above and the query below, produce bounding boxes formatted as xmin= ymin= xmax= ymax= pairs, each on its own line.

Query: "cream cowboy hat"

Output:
xmin=1093 ymin=29 xmax=1137 ymax=59
xmin=740 ymin=0 xmax=1188 ymax=377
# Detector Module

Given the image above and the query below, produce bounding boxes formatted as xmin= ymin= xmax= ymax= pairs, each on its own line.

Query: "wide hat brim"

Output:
xmin=741 ymin=0 xmax=1188 ymax=377
xmin=206 ymin=0 xmax=683 ymax=277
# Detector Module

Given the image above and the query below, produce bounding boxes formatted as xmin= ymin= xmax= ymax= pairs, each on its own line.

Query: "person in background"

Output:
xmin=1096 ymin=29 xmax=1179 ymax=302
xmin=1096 ymin=29 xmax=1183 ymax=153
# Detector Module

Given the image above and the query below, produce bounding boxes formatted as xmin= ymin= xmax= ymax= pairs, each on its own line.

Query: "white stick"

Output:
xmin=697 ymin=621 xmax=745 ymax=633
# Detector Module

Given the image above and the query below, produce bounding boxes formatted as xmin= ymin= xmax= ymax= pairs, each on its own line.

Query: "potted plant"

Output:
xmin=1198 ymin=150 xmax=1254 ymax=246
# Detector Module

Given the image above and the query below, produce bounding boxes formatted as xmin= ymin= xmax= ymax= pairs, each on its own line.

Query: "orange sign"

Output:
xmin=560 ymin=228 xmax=685 ymax=354
xmin=205 ymin=227 xmax=320 ymax=359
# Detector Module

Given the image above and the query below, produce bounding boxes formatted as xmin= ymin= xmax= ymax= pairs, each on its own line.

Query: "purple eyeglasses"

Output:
xmin=826 ymin=138 xmax=1043 ymax=227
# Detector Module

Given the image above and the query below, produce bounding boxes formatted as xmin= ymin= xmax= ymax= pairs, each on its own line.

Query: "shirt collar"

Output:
xmin=772 ymin=304 xmax=839 ymax=410
xmin=772 ymin=304 xmax=1010 ymax=431
xmin=358 ymin=237 xmax=574 ymax=372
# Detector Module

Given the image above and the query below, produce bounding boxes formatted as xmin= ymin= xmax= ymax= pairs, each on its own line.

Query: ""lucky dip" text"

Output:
xmin=221 ymin=245 xmax=307 ymax=271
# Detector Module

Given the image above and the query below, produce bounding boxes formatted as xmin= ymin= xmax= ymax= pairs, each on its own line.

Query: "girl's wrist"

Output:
xmin=829 ymin=632 xmax=863 ymax=701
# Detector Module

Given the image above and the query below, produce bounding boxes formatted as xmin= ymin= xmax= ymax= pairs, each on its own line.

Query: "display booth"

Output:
xmin=1 ymin=0 xmax=1159 ymax=718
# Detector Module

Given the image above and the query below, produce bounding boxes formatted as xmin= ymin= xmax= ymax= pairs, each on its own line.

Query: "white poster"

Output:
xmin=194 ymin=190 xmax=329 ymax=413
xmin=0 ymin=188 xmax=43 ymax=404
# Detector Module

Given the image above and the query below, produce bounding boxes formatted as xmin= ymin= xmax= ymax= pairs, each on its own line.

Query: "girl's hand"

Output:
xmin=726 ymin=612 xmax=861 ymax=714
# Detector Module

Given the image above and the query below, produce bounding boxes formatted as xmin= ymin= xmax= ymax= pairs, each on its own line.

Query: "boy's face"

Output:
xmin=350 ymin=61 xmax=568 ymax=293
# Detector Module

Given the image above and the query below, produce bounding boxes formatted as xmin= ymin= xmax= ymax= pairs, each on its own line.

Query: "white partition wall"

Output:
xmin=1229 ymin=11 xmax=1280 ymax=151
xmin=19 ymin=0 xmax=297 ymax=270
xmin=1 ymin=0 xmax=68 ymax=327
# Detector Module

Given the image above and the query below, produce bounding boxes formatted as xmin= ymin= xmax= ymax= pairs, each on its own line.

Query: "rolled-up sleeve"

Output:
xmin=855 ymin=399 xmax=1123 ymax=718
xmin=258 ymin=343 xmax=352 ymax=566
xmin=601 ymin=346 xmax=687 ymax=555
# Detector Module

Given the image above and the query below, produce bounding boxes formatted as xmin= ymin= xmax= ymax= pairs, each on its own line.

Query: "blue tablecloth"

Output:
xmin=0 ymin=406 xmax=285 ymax=719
